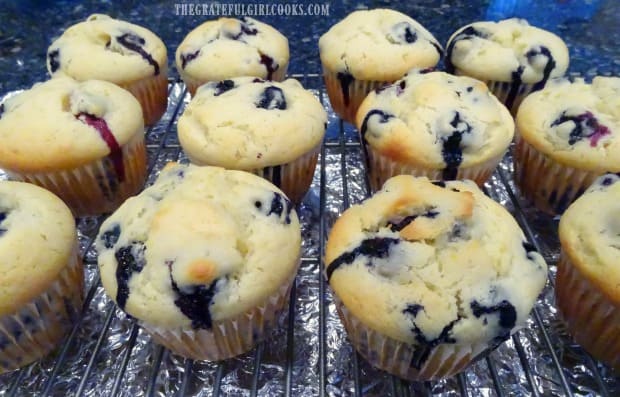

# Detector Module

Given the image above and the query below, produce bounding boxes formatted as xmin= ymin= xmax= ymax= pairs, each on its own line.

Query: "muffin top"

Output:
xmin=0 ymin=181 xmax=76 ymax=316
xmin=445 ymin=18 xmax=568 ymax=84
xmin=319 ymin=9 xmax=442 ymax=81
xmin=175 ymin=17 xmax=289 ymax=82
xmin=178 ymin=77 xmax=327 ymax=169
xmin=47 ymin=14 xmax=167 ymax=84
xmin=356 ymin=70 xmax=514 ymax=178
xmin=96 ymin=163 xmax=301 ymax=329
xmin=517 ymin=77 xmax=620 ymax=171
xmin=325 ymin=176 xmax=547 ymax=366
xmin=560 ymin=173 xmax=620 ymax=305
xmin=0 ymin=77 xmax=143 ymax=173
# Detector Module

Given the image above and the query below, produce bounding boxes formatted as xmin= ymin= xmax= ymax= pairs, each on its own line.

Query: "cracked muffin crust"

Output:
xmin=514 ymin=77 xmax=620 ymax=214
xmin=47 ymin=14 xmax=168 ymax=125
xmin=177 ymin=77 xmax=327 ymax=202
xmin=319 ymin=8 xmax=442 ymax=123
xmin=0 ymin=181 xmax=83 ymax=373
xmin=0 ymin=77 xmax=147 ymax=215
xmin=96 ymin=163 xmax=301 ymax=360
xmin=556 ymin=173 xmax=620 ymax=370
xmin=175 ymin=17 xmax=289 ymax=96
xmin=356 ymin=70 xmax=513 ymax=191
xmin=325 ymin=175 xmax=547 ymax=380
xmin=445 ymin=18 xmax=569 ymax=112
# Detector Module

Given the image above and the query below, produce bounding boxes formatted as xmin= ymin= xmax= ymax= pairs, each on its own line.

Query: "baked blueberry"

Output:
xmin=326 ymin=237 xmax=400 ymax=281
xmin=114 ymin=242 xmax=146 ymax=310
xmin=336 ymin=71 xmax=354 ymax=106
xmin=180 ymin=49 xmax=200 ymax=69
xmin=551 ymin=111 xmax=610 ymax=147
xmin=0 ymin=211 xmax=7 ymax=237
xmin=100 ymin=224 xmax=121 ymax=249
xmin=115 ymin=32 xmax=160 ymax=75
xmin=387 ymin=207 xmax=439 ymax=232
xmin=445 ymin=26 xmax=487 ymax=74
xmin=76 ymin=112 xmax=125 ymax=182
xmin=360 ymin=109 xmax=394 ymax=137
xmin=526 ymin=46 xmax=556 ymax=92
xmin=441 ymin=111 xmax=472 ymax=180
xmin=259 ymin=54 xmax=278 ymax=80
xmin=255 ymin=86 xmax=287 ymax=110
xmin=212 ymin=79 xmax=235 ymax=96
xmin=170 ymin=273 xmax=221 ymax=329
xmin=390 ymin=22 xmax=417 ymax=44
xmin=48 ymin=48 xmax=61 ymax=73
xmin=470 ymin=299 xmax=516 ymax=329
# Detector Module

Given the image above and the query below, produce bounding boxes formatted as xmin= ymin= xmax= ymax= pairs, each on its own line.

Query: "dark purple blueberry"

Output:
xmin=114 ymin=243 xmax=146 ymax=310
xmin=0 ymin=103 xmax=4 ymax=120
xmin=466 ymin=86 xmax=474 ymax=93
xmin=100 ymin=224 xmax=121 ymax=249
xmin=223 ymin=17 xmax=259 ymax=41
xmin=325 ymin=237 xmax=400 ymax=281
xmin=170 ymin=274 xmax=221 ymax=329
xmin=601 ymin=175 xmax=620 ymax=186
xmin=255 ymin=86 xmax=286 ymax=110
xmin=254 ymin=192 xmax=292 ymax=224
xmin=403 ymin=303 xmax=424 ymax=318
xmin=360 ymin=109 xmax=394 ymax=137
xmin=403 ymin=306 xmax=461 ymax=369
xmin=252 ymin=78 xmax=265 ymax=83
xmin=522 ymin=241 xmax=538 ymax=261
xmin=387 ymin=207 xmax=439 ymax=232
xmin=391 ymin=22 xmax=417 ymax=44
xmin=431 ymin=181 xmax=446 ymax=188
xmin=396 ymin=80 xmax=407 ymax=96
xmin=48 ymin=48 xmax=61 ymax=73
xmin=441 ymin=111 xmax=472 ymax=180
xmin=448 ymin=222 xmax=465 ymax=242
xmin=551 ymin=111 xmax=610 ymax=147
xmin=505 ymin=65 xmax=525 ymax=110
xmin=259 ymin=54 xmax=278 ymax=80
xmin=77 ymin=113 xmax=125 ymax=182
xmin=336 ymin=71 xmax=354 ymax=106
xmin=0 ymin=212 xmax=7 ymax=238
xmin=445 ymin=26 xmax=487 ymax=73
xmin=213 ymin=79 xmax=235 ymax=96
xmin=116 ymin=32 xmax=160 ymax=75
xmin=180 ymin=49 xmax=200 ymax=69
xmin=470 ymin=299 xmax=516 ymax=329
xmin=526 ymin=46 xmax=556 ymax=92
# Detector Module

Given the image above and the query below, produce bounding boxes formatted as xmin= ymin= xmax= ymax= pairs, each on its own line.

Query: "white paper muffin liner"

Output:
xmin=323 ymin=67 xmax=388 ymax=124
xmin=333 ymin=297 xmax=491 ymax=381
xmin=0 ymin=242 xmax=84 ymax=374
xmin=6 ymin=132 xmax=147 ymax=216
xmin=365 ymin=145 xmax=504 ymax=192
xmin=252 ymin=143 xmax=320 ymax=203
xmin=183 ymin=61 xmax=289 ymax=98
xmin=555 ymin=251 xmax=620 ymax=370
xmin=142 ymin=262 xmax=299 ymax=361
xmin=122 ymin=66 xmax=169 ymax=126
xmin=513 ymin=134 xmax=601 ymax=215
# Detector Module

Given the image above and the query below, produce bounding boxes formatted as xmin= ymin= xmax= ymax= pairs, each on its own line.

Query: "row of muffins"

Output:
xmin=0 ymin=7 xmax=618 ymax=383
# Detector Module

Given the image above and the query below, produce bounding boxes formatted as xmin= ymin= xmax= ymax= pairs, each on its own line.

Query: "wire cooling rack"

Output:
xmin=1 ymin=75 xmax=619 ymax=396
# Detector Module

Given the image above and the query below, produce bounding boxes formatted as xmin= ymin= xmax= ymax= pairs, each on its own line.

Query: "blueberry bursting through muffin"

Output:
xmin=551 ymin=110 xmax=611 ymax=147
xmin=113 ymin=32 xmax=160 ymax=76
xmin=0 ymin=211 xmax=8 ymax=237
xmin=76 ymin=113 xmax=125 ymax=185
xmin=101 ymin=192 xmax=292 ymax=328
xmin=324 ymin=182 xmax=541 ymax=369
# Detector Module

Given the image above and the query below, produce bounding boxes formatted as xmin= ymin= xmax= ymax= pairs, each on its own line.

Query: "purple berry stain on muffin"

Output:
xmin=441 ymin=112 xmax=472 ymax=180
xmin=47 ymin=48 xmax=61 ymax=73
xmin=180 ymin=49 xmax=200 ymax=69
xmin=259 ymin=53 xmax=278 ymax=80
xmin=526 ymin=46 xmax=556 ymax=92
xmin=76 ymin=112 xmax=125 ymax=183
xmin=100 ymin=224 xmax=121 ymax=249
xmin=169 ymin=269 xmax=221 ymax=330
xmin=0 ymin=211 xmax=7 ymax=237
xmin=325 ymin=237 xmax=400 ymax=281
xmin=255 ymin=86 xmax=287 ymax=110
xmin=114 ymin=242 xmax=146 ymax=310
xmin=387 ymin=208 xmax=439 ymax=232
xmin=445 ymin=26 xmax=487 ymax=74
xmin=114 ymin=32 xmax=160 ymax=75
xmin=391 ymin=22 xmax=417 ymax=44
xmin=402 ymin=304 xmax=461 ymax=369
xmin=470 ymin=299 xmax=516 ymax=331
xmin=551 ymin=111 xmax=610 ymax=147
xmin=336 ymin=71 xmax=354 ymax=106
xmin=213 ymin=79 xmax=235 ymax=96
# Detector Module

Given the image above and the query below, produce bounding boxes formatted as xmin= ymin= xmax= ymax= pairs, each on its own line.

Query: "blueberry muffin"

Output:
xmin=96 ymin=163 xmax=301 ymax=360
xmin=47 ymin=14 xmax=168 ymax=125
xmin=177 ymin=77 xmax=327 ymax=203
xmin=556 ymin=174 xmax=620 ymax=370
xmin=0 ymin=77 xmax=147 ymax=216
xmin=325 ymin=175 xmax=547 ymax=380
xmin=176 ymin=17 xmax=289 ymax=96
xmin=319 ymin=9 xmax=442 ymax=123
xmin=446 ymin=18 xmax=569 ymax=113
xmin=514 ymin=77 xmax=620 ymax=214
xmin=356 ymin=70 xmax=513 ymax=191
xmin=0 ymin=181 xmax=83 ymax=373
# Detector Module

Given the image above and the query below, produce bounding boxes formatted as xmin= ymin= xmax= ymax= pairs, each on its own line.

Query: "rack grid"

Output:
xmin=0 ymin=74 xmax=619 ymax=396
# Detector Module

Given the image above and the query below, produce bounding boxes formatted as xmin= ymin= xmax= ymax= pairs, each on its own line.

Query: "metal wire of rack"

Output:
xmin=0 ymin=73 xmax=619 ymax=396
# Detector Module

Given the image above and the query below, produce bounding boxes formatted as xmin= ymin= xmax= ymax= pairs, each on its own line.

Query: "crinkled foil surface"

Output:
xmin=1 ymin=1 xmax=620 ymax=396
